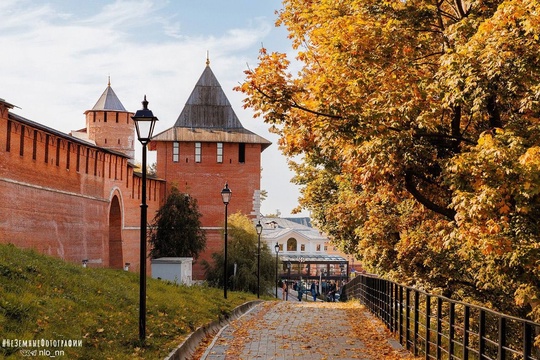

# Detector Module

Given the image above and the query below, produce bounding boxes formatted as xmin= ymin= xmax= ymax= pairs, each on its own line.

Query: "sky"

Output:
xmin=0 ymin=0 xmax=309 ymax=218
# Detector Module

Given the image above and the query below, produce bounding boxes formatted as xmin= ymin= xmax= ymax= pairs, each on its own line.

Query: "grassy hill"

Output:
xmin=0 ymin=244 xmax=257 ymax=359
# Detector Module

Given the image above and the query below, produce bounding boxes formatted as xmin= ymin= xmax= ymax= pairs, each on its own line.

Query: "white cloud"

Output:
xmin=0 ymin=0 xmax=307 ymax=218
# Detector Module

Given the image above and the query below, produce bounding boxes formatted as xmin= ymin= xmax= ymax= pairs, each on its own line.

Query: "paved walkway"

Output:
xmin=195 ymin=297 xmax=413 ymax=360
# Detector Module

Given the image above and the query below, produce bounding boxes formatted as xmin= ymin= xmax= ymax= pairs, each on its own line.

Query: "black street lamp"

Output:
xmin=274 ymin=242 xmax=280 ymax=299
xmin=221 ymin=183 xmax=232 ymax=299
xmin=132 ymin=95 xmax=158 ymax=343
xmin=255 ymin=220 xmax=263 ymax=298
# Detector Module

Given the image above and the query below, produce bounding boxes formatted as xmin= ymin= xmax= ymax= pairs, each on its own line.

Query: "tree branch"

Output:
xmin=454 ymin=0 xmax=468 ymax=18
xmin=414 ymin=131 xmax=476 ymax=146
xmin=252 ymin=83 xmax=344 ymax=120
xmin=405 ymin=170 xmax=456 ymax=220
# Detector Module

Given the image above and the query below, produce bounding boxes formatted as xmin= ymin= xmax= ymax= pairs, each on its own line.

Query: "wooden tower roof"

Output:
xmin=152 ymin=64 xmax=271 ymax=150
xmin=174 ymin=65 xmax=243 ymax=129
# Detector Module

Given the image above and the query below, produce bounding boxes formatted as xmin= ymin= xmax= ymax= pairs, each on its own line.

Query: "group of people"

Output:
xmin=280 ymin=280 xmax=337 ymax=301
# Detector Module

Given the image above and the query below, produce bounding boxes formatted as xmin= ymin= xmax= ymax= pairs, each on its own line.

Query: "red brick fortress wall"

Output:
xmin=0 ymin=103 xmax=163 ymax=272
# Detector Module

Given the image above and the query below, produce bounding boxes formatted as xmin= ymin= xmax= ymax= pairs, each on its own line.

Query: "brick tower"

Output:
xmin=73 ymin=78 xmax=135 ymax=159
xmin=150 ymin=61 xmax=271 ymax=279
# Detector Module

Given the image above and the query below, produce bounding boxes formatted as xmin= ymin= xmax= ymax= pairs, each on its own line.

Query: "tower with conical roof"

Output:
xmin=77 ymin=79 xmax=135 ymax=158
xmin=151 ymin=61 xmax=271 ymax=280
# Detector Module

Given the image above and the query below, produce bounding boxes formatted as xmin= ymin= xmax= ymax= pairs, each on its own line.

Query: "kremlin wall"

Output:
xmin=0 ymin=63 xmax=270 ymax=280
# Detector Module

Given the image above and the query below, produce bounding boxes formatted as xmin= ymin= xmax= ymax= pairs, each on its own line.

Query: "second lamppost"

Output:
xmin=274 ymin=242 xmax=280 ymax=299
xmin=221 ymin=183 xmax=232 ymax=299
xmin=132 ymin=95 xmax=158 ymax=343
xmin=256 ymin=220 xmax=263 ymax=298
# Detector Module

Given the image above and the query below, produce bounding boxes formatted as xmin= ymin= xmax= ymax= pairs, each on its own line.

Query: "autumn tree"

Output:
xmin=204 ymin=213 xmax=275 ymax=295
xmin=149 ymin=186 xmax=206 ymax=259
xmin=237 ymin=0 xmax=540 ymax=320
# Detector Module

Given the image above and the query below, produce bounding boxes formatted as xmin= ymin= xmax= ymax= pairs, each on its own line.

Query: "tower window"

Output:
xmin=238 ymin=143 xmax=245 ymax=163
xmin=195 ymin=142 xmax=201 ymax=163
xmin=217 ymin=142 xmax=223 ymax=163
xmin=173 ymin=142 xmax=179 ymax=162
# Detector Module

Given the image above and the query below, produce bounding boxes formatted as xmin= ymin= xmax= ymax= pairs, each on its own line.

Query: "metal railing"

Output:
xmin=343 ymin=274 xmax=540 ymax=360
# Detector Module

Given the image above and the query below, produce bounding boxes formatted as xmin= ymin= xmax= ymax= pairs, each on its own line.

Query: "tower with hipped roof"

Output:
xmin=72 ymin=78 xmax=135 ymax=159
xmin=150 ymin=61 xmax=271 ymax=279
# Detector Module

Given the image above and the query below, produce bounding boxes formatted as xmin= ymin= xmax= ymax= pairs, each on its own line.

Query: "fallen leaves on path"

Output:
xmin=191 ymin=300 xmax=419 ymax=359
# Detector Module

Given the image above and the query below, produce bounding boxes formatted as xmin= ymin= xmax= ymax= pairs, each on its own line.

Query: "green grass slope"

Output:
xmin=0 ymin=244 xmax=257 ymax=359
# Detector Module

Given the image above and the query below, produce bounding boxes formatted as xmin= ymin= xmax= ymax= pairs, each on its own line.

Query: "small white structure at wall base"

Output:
xmin=151 ymin=257 xmax=193 ymax=285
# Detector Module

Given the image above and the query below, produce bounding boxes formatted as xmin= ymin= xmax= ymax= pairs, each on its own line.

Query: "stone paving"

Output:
xmin=197 ymin=293 xmax=411 ymax=360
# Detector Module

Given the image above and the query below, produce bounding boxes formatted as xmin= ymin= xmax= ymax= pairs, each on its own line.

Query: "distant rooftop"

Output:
xmin=283 ymin=217 xmax=312 ymax=228
xmin=260 ymin=216 xmax=326 ymax=241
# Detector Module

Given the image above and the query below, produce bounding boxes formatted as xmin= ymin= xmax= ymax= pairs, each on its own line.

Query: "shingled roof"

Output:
xmin=174 ymin=65 xmax=243 ymax=129
xmin=152 ymin=64 xmax=271 ymax=150
xmin=90 ymin=80 xmax=127 ymax=112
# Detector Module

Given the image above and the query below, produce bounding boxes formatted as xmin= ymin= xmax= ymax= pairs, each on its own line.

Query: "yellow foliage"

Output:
xmin=237 ymin=0 xmax=540 ymax=321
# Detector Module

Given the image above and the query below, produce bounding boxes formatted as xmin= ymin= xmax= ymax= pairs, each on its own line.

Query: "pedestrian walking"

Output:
xmin=330 ymin=282 xmax=337 ymax=302
xmin=310 ymin=282 xmax=317 ymax=301
xmin=282 ymin=281 xmax=287 ymax=300
xmin=297 ymin=281 xmax=304 ymax=301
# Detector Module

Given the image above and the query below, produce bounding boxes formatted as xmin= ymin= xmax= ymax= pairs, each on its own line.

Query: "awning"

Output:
xmin=279 ymin=254 xmax=347 ymax=263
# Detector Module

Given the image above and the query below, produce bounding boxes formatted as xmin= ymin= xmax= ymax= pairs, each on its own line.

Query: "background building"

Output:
xmin=260 ymin=217 xmax=349 ymax=285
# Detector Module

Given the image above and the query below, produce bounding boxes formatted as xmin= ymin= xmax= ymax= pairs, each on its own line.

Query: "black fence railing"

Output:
xmin=343 ymin=274 xmax=540 ymax=360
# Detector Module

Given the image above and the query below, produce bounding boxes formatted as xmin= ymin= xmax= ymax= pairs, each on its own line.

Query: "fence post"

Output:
xmin=394 ymin=283 xmax=399 ymax=334
xmin=498 ymin=317 xmax=506 ymax=360
xmin=425 ymin=294 xmax=431 ymax=360
xmin=414 ymin=290 xmax=419 ymax=356
xmin=385 ymin=280 xmax=390 ymax=327
xmin=524 ymin=322 xmax=532 ymax=360
xmin=406 ymin=288 xmax=411 ymax=350
xmin=436 ymin=297 xmax=442 ymax=359
xmin=448 ymin=302 xmax=455 ymax=358
xmin=463 ymin=305 xmax=470 ymax=359
xmin=399 ymin=285 xmax=404 ymax=345
xmin=479 ymin=309 xmax=486 ymax=359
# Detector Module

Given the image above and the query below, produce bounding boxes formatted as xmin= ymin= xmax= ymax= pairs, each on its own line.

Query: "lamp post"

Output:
xmin=221 ymin=183 xmax=232 ymax=299
xmin=132 ymin=95 xmax=158 ymax=343
xmin=274 ymin=242 xmax=280 ymax=299
xmin=255 ymin=221 xmax=263 ymax=298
